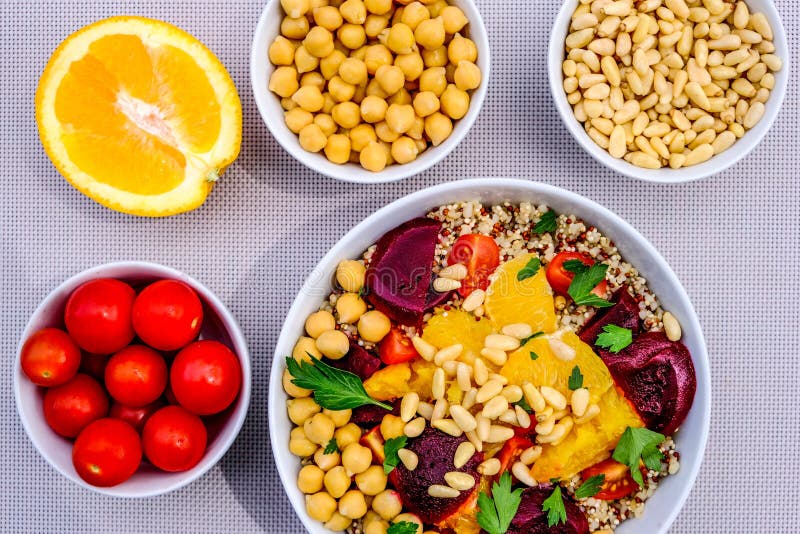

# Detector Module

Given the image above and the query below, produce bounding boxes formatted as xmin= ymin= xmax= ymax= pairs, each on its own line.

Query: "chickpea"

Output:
xmin=323 ymin=408 xmax=352 ymax=427
xmin=357 ymin=310 xmax=391 ymax=342
xmin=454 ymin=60 xmax=481 ymax=90
xmin=314 ymin=113 xmax=337 ymax=136
xmin=414 ymin=17 xmax=446 ymax=50
xmin=401 ymin=2 xmax=430 ymax=30
xmin=288 ymin=397 xmax=321 ymax=425
xmin=422 ymin=46 xmax=448 ymax=67
xmin=314 ymin=447 xmax=341 ymax=471
xmin=393 ymin=514 xmax=423 ymax=533
xmin=294 ymin=45 xmax=319 ymax=73
xmin=413 ymin=137 xmax=427 ymax=153
xmin=269 ymin=66 xmax=299 ymax=98
xmin=300 ymin=71 xmax=326 ymax=91
xmin=394 ymin=52 xmax=424 ymax=81
xmin=388 ymin=87 xmax=412 ymax=105
xmin=332 ymin=101 xmax=362 ymax=129
xmin=289 ymin=435 xmax=318 ymax=457
xmin=424 ymin=111 xmax=453 ymax=145
xmin=340 ymin=0 xmax=367 ymax=24
xmin=407 ymin=115 xmax=425 ymax=140
xmin=352 ymin=83 xmax=367 ymax=104
xmin=390 ymin=5 xmax=405 ymax=25
xmin=360 ymin=94 xmax=389 ymax=122
xmin=281 ymin=97 xmax=298 ymax=111
xmin=306 ymin=492 xmax=338 ymax=522
xmin=324 ymin=133 xmax=352 ymax=164
xmin=426 ymin=0 xmax=448 ymax=17
xmin=384 ymin=103 xmax=415 ymax=134
xmin=354 ymin=465 xmax=388 ymax=496
xmin=298 ymin=123 xmax=328 ymax=152
xmin=372 ymin=490 xmax=402 ymax=520
xmin=305 ymin=310 xmax=336 ymax=339
xmin=339 ymin=57 xmax=368 ymax=85
xmin=360 ymin=140 xmax=388 ymax=171
xmin=375 ymin=65 xmax=406 ymax=95
xmin=314 ymin=5 xmax=343 ymax=30
xmin=375 ymin=121 xmax=400 ymax=142
xmin=339 ymin=489 xmax=368 ymax=519
xmin=448 ymin=33 xmax=478 ymax=64
xmin=293 ymin=335 xmax=322 ymax=361
xmin=308 ymin=0 xmax=325 ymax=9
xmin=380 ymin=414 xmax=405 ymax=440
xmin=292 ymin=85 xmax=325 ymax=112
xmin=284 ymin=108 xmax=314 ymax=134
xmin=322 ymin=92 xmax=337 ymax=113
xmin=324 ymin=513 xmax=353 ymax=531
xmin=335 ymin=292 xmax=367 ymax=323
xmin=304 ymin=26 xmax=335 ymax=58
xmin=338 ymin=23 xmax=367 ymax=49
xmin=379 ymin=140 xmax=395 ymax=165
xmin=305 ymin=412 xmax=336 ymax=445
xmin=365 ymin=0 xmax=392 ymax=15
xmin=335 ymin=422 xmax=362 ymax=449
xmin=349 ymin=124 xmax=378 ymax=152
xmin=335 ymin=259 xmax=366 ymax=291
xmin=419 ymin=66 xmax=447 ymax=96
xmin=281 ymin=16 xmax=310 ymax=40
xmin=283 ymin=367 xmax=312 ymax=397
xmin=281 ymin=0 xmax=310 ymax=18
xmin=440 ymin=6 xmax=468 ymax=33
xmin=384 ymin=23 xmax=415 ymax=55
xmin=440 ymin=83 xmax=470 ymax=119
xmin=320 ymin=49 xmax=347 ymax=79
xmin=326 ymin=76 xmax=354 ymax=103
xmin=269 ymin=36 xmax=295 ymax=66
xmin=324 ymin=465 xmax=352 ymax=498
xmin=298 ymin=464 xmax=325 ymax=494
xmin=390 ymin=136 xmax=419 ymax=164
xmin=365 ymin=14 xmax=390 ymax=37
xmin=364 ymin=44 xmax=393 ymax=74
xmin=412 ymin=91 xmax=440 ymax=117
xmin=364 ymin=520 xmax=389 ymax=534
xmin=316 ymin=329 xmax=350 ymax=359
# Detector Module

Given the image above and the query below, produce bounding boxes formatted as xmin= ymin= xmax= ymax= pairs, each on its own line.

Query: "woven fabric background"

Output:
xmin=1 ymin=0 xmax=798 ymax=532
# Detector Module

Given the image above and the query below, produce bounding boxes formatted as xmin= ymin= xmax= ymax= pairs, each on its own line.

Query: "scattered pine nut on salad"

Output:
xmin=283 ymin=201 xmax=697 ymax=533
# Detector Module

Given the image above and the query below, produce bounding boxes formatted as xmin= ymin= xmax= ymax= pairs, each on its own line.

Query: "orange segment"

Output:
xmin=36 ymin=16 xmax=241 ymax=216
xmin=422 ymin=310 xmax=493 ymax=366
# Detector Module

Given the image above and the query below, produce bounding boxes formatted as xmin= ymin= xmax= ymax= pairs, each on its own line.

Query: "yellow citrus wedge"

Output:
xmin=422 ymin=309 xmax=493 ymax=366
xmin=35 ymin=16 xmax=242 ymax=216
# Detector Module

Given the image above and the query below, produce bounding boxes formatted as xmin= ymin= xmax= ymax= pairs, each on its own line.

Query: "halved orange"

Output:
xmin=35 ymin=16 xmax=242 ymax=216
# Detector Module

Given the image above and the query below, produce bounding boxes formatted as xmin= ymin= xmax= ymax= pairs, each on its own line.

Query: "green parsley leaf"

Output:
xmin=517 ymin=257 xmax=541 ymax=281
xmin=383 ymin=436 xmax=408 ymax=475
xmin=520 ymin=331 xmax=544 ymax=346
xmin=476 ymin=472 xmax=524 ymax=534
xmin=323 ymin=438 xmax=339 ymax=455
xmin=568 ymin=366 xmax=583 ymax=390
xmin=533 ymin=211 xmax=558 ymax=234
xmin=567 ymin=262 xmax=613 ymax=308
xmin=562 ymin=259 xmax=590 ymax=274
xmin=574 ymin=475 xmax=605 ymax=499
xmin=530 ymin=351 xmax=539 ymax=360
xmin=387 ymin=522 xmax=419 ymax=534
xmin=612 ymin=427 xmax=665 ymax=487
xmin=542 ymin=485 xmax=567 ymax=527
xmin=286 ymin=356 xmax=392 ymax=411
xmin=595 ymin=324 xmax=633 ymax=353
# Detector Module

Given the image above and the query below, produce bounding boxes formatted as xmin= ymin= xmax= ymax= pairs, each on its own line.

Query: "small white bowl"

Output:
xmin=548 ymin=0 xmax=789 ymax=183
xmin=251 ymin=0 xmax=490 ymax=183
xmin=14 ymin=261 xmax=252 ymax=498
xmin=270 ymin=178 xmax=711 ymax=533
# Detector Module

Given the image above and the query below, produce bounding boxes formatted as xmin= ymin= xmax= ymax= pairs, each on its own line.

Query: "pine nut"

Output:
xmin=540 ymin=386 xmax=568 ymax=410
xmin=574 ymin=403 xmax=601 ymax=424
xmin=434 ymin=344 xmax=463 ymax=366
xmin=432 ymin=368 xmax=446 ymax=400
xmin=750 ymin=12 xmax=773 ymax=40
xmin=439 ymin=263 xmax=468 ymax=280
xmin=743 ymin=101 xmax=765 ymax=128
xmin=482 ymin=396 xmax=509 ymax=420
xmin=684 ymin=143 xmax=714 ymax=166
xmin=572 ymin=12 xmax=599 ymax=30
xmin=428 ymin=484 xmax=460 ymax=498
xmin=433 ymin=278 xmax=461 ymax=292
xmin=535 ymin=415 xmax=556 ymax=436
xmin=462 ymin=388 xmax=478 ymax=410
xmin=711 ymin=130 xmax=736 ymax=154
xmin=502 ymin=385 xmax=524 ymax=404
xmin=404 ymin=417 xmax=426 ymax=438
xmin=442 ymin=360 xmax=459 ymax=377
xmin=512 ymin=461 xmax=538 ymax=487
xmin=515 ymin=405 xmax=532 ymax=429
xmin=473 ymin=358 xmax=489 ymax=386
xmin=480 ymin=347 xmax=508 ymax=366
xmin=455 ymin=363 xmax=472 ymax=392
xmin=489 ymin=373 xmax=508 ymax=385
xmin=566 ymin=28 xmax=595 ymax=50
xmin=501 ymin=323 xmax=534 ymax=340
xmin=401 ymin=393 xmax=420 ymax=423
xmin=432 ymin=418 xmax=463 ymax=437
xmin=444 ymin=471 xmax=476 ymax=491
xmin=537 ymin=418 xmax=572 ymax=444
xmin=549 ymin=338 xmax=576 ymax=361
xmin=465 ymin=430 xmax=483 ymax=452
xmin=486 ymin=425 xmax=515 ymax=443
xmin=579 ymin=73 xmax=607 ymax=89
xmin=418 ymin=401 xmax=434 ymax=420
xmin=398 ymin=448 xmax=418 ymax=471
xmin=484 ymin=334 xmax=520 ymax=352
xmin=476 ymin=414 xmax=490 ymax=442
xmin=520 ymin=445 xmax=543 ymax=465
xmin=450 ymin=405 xmax=478 ymax=432
xmin=454 ymin=442 xmax=476 ymax=469
xmin=499 ymin=408 xmax=518 ymax=426
xmin=762 ymin=54 xmax=783 ymax=72
xmin=608 ymin=125 xmax=627 ymax=158
xmin=476 ymin=380 xmax=504 ymax=404
xmin=571 ymin=388 xmax=590 ymax=417
xmin=411 ymin=336 xmax=436 ymax=361
xmin=431 ymin=398 xmax=448 ymax=421
xmin=461 ymin=289 xmax=486 ymax=312
xmin=522 ymin=382 xmax=547 ymax=413
xmin=733 ymin=1 xmax=749 ymax=29
xmin=478 ymin=458 xmax=501 ymax=476
xmin=663 ymin=311 xmax=682 ymax=341
xmin=666 ymin=0 xmax=690 ymax=19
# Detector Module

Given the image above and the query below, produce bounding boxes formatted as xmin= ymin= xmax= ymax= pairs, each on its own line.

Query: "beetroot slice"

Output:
xmin=605 ymin=332 xmax=697 ymax=435
xmin=328 ymin=340 xmax=381 ymax=381
xmin=365 ymin=217 xmax=442 ymax=326
xmin=502 ymin=485 xmax=589 ymax=534
xmin=578 ymin=288 xmax=641 ymax=352
xmin=390 ymin=426 xmax=483 ymax=524
xmin=351 ymin=402 xmax=400 ymax=427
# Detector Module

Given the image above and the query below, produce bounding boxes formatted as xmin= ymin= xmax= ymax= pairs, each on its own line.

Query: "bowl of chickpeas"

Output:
xmin=251 ymin=0 xmax=489 ymax=183
xmin=549 ymin=0 xmax=788 ymax=183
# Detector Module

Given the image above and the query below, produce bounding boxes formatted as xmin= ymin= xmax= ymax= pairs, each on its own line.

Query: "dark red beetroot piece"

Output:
xmin=364 ymin=217 xmax=447 ymax=326
xmin=578 ymin=288 xmax=641 ymax=352
xmin=328 ymin=340 xmax=382 ymax=381
xmin=500 ymin=485 xmax=588 ymax=534
xmin=350 ymin=401 xmax=400 ymax=427
xmin=604 ymin=331 xmax=696 ymax=435
xmin=390 ymin=426 xmax=483 ymax=524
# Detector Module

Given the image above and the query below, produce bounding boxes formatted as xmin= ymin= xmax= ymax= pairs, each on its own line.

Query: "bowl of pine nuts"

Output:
xmin=549 ymin=0 xmax=788 ymax=182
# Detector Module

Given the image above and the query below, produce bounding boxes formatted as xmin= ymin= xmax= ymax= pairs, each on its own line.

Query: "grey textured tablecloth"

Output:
xmin=1 ymin=0 xmax=798 ymax=532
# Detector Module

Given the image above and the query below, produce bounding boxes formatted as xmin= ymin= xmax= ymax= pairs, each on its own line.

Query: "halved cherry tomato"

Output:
xmin=496 ymin=435 xmax=534 ymax=475
xmin=378 ymin=328 xmax=418 ymax=364
xmin=545 ymin=251 xmax=609 ymax=298
xmin=72 ymin=418 xmax=142 ymax=487
xmin=20 ymin=327 xmax=81 ymax=387
xmin=446 ymin=234 xmax=500 ymax=297
xmin=581 ymin=458 xmax=639 ymax=500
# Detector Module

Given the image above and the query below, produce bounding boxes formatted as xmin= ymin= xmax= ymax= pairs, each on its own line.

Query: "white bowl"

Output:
xmin=14 ymin=261 xmax=252 ymax=498
xmin=251 ymin=0 xmax=490 ymax=183
xmin=548 ymin=0 xmax=789 ymax=183
xmin=270 ymin=178 xmax=711 ymax=533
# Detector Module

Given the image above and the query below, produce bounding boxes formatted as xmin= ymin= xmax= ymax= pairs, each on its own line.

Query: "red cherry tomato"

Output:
xmin=104 ymin=345 xmax=168 ymax=407
xmin=497 ymin=435 xmax=535 ymax=475
xmin=72 ymin=418 xmax=142 ymax=487
xmin=43 ymin=374 xmax=109 ymax=438
xmin=64 ymin=279 xmax=135 ymax=354
xmin=581 ymin=458 xmax=640 ymax=500
xmin=132 ymin=280 xmax=204 ymax=351
xmin=170 ymin=340 xmax=241 ymax=415
xmin=109 ymin=400 xmax=164 ymax=433
xmin=545 ymin=251 xmax=609 ymax=298
xmin=20 ymin=328 xmax=81 ymax=387
xmin=142 ymin=406 xmax=207 ymax=472
xmin=446 ymin=234 xmax=500 ymax=297
xmin=378 ymin=328 xmax=418 ymax=364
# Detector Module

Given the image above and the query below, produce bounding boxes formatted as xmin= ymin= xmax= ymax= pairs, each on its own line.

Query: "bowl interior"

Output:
xmin=15 ymin=262 xmax=251 ymax=498
xmin=548 ymin=0 xmax=789 ymax=183
xmin=250 ymin=0 xmax=491 ymax=183
xmin=270 ymin=179 xmax=710 ymax=534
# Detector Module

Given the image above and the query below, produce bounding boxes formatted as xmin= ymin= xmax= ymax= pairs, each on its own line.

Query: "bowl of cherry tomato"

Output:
xmin=14 ymin=261 xmax=251 ymax=497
